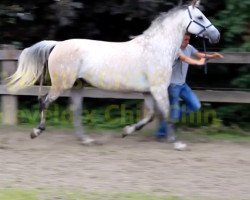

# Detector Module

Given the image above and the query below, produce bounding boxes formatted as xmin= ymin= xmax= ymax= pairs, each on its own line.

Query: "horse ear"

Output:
xmin=191 ymin=0 xmax=201 ymax=7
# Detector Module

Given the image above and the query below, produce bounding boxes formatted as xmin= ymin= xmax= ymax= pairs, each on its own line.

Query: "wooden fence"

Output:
xmin=1 ymin=45 xmax=250 ymax=125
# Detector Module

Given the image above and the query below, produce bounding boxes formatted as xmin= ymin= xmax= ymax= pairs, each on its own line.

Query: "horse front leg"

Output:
xmin=71 ymin=89 xmax=95 ymax=145
xmin=150 ymin=85 xmax=176 ymax=142
xmin=122 ymin=93 xmax=155 ymax=137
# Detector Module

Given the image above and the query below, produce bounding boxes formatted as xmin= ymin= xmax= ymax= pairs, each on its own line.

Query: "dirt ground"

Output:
xmin=0 ymin=126 xmax=250 ymax=200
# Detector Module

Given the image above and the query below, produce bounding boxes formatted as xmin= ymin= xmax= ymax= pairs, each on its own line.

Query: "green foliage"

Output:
xmin=1 ymin=0 xmax=250 ymax=128
xmin=0 ymin=189 xmax=38 ymax=200
xmin=176 ymin=106 xmax=218 ymax=127
xmin=0 ymin=189 xmax=183 ymax=200
xmin=211 ymin=0 xmax=250 ymax=126
xmin=16 ymin=99 xmax=223 ymax=130
xmin=213 ymin=0 xmax=250 ymax=51
xmin=82 ymin=99 xmax=143 ymax=129
xmin=231 ymin=74 xmax=250 ymax=88
xmin=217 ymin=66 xmax=250 ymax=127
xmin=0 ymin=0 xmax=177 ymax=46
xmin=217 ymin=104 xmax=250 ymax=128
xmin=17 ymin=98 xmax=72 ymax=127
xmin=17 ymin=98 xmax=143 ymax=129
xmin=201 ymin=127 xmax=250 ymax=142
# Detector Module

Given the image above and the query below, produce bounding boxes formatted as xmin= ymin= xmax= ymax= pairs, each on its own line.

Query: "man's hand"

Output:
xmin=211 ymin=52 xmax=224 ymax=59
xmin=197 ymin=58 xmax=206 ymax=65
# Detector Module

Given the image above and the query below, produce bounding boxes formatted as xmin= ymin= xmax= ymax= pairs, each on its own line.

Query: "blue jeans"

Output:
xmin=156 ymin=83 xmax=201 ymax=138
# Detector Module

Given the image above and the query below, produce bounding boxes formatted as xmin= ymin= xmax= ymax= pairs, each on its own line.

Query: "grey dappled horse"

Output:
xmin=8 ymin=0 xmax=220 ymax=144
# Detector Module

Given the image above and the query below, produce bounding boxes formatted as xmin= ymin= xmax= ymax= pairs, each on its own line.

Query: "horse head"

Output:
xmin=184 ymin=0 xmax=220 ymax=44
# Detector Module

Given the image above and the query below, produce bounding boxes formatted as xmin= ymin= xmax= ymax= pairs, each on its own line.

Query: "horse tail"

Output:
xmin=7 ymin=40 xmax=58 ymax=91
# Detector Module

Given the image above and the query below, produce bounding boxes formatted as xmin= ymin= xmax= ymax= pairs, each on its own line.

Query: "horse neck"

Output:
xmin=142 ymin=11 xmax=187 ymax=59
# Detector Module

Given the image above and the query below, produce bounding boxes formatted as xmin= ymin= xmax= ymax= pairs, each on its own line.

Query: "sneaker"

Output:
xmin=174 ymin=141 xmax=187 ymax=151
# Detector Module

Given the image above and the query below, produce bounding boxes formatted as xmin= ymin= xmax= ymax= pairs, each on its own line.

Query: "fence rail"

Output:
xmin=0 ymin=85 xmax=250 ymax=103
xmin=0 ymin=46 xmax=250 ymax=125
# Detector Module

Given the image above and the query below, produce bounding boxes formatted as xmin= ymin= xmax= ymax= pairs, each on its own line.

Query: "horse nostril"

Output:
xmin=217 ymin=34 xmax=220 ymax=42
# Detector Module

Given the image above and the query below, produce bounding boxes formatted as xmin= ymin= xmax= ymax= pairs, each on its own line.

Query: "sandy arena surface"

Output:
xmin=0 ymin=126 xmax=250 ymax=200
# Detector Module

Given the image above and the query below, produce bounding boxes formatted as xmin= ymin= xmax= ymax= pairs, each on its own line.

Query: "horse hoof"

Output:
xmin=122 ymin=125 xmax=135 ymax=138
xmin=81 ymin=137 xmax=95 ymax=145
xmin=30 ymin=133 xmax=36 ymax=139
xmin=30 ymin=128 xmax=41 ymax=139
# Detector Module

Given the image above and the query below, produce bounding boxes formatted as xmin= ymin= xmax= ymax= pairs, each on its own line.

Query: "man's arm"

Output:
xmin=194 ymin=52 xmax=224 ymax=59
xmin=179 ymin=54 xmax=206 ymax=65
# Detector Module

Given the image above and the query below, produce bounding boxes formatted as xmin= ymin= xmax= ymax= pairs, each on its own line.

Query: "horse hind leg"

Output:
xmin=30 ymin=94 xmax=47 ymax=138
xmin=122 ymin=94 xmax=155 ymax=137
xmin=30 ymin=88 xmax=62 ymax=139
xmin=71 ymin=89 xmax=95 ymax=145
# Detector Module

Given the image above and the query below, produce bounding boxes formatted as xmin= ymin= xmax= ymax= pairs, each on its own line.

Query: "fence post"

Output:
xmin=1 ymin=45 xmax=18 ymax=125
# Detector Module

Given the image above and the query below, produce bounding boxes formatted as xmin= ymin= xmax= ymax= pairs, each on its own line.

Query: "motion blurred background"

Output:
xmin=0 ymin=0 xmax=250 ymax=130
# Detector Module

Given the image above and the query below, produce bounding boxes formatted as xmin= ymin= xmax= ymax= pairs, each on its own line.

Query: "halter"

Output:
xmin=186 ymin=6 xmax=211 ymax=74
xmin=186 ymin=6 xmax=213 ymax=37
xmin=202 ymin=38 xmax=208 ymax=74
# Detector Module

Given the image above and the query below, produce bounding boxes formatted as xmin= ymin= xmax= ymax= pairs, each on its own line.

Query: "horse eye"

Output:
xmin=198 ymin=16 xmax=203 ymax=20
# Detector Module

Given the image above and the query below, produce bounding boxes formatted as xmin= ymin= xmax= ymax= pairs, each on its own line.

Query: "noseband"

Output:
xmin=186 ymin=7 xmax=212 ymax=37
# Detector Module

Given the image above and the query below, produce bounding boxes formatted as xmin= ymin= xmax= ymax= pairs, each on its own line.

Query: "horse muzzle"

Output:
xmin=206 ymin=27 xmax=220 ymax=44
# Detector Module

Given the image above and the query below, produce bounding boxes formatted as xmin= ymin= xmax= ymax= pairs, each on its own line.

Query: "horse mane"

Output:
xmin=141 ymin=5 xmax=188 ymax=38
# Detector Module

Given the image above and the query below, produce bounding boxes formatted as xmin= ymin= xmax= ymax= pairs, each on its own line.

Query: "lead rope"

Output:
xmin=202 ymin=38 xmax=208 ymax=74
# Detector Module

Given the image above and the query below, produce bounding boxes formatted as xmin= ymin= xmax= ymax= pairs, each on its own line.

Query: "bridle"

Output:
xmin=186 ymin=6 xmax=212 ymax=74
xmin=186 ymin=6 xmax=213 ymax=37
